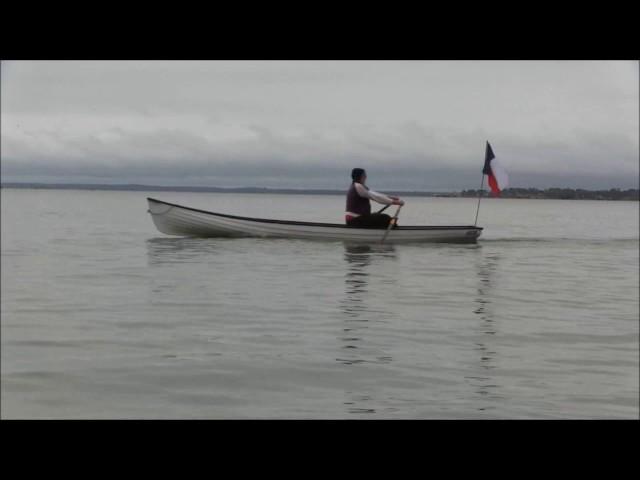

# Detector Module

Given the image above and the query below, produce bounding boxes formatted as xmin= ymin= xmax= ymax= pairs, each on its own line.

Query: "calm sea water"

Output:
xmin=1 ymin=189 xmax=638 ymax=419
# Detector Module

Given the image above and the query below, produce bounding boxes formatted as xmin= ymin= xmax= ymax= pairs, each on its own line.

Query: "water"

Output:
xmin=1 ymin=189 xmax=638 ymax=419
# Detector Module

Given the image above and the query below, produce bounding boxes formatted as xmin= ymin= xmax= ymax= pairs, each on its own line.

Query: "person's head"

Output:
xmin=351 ymin=168 xmax=366 ymax=184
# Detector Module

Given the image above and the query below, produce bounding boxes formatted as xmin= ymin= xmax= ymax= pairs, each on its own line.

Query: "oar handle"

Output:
xmin=381 ymin=204 xmax=403 ymax=244
xmin=391 ymin=204 xmax=403 ymax=220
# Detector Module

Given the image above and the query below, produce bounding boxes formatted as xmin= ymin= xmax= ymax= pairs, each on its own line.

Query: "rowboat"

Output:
xmin=147 ymin=197 xmax=483 ymax=243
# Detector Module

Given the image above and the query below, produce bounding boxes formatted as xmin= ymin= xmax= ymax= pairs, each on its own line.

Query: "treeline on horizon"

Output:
xmin=1 ymin=183 xmax=639 ymax=200
xmin=459 ymin=187 xmax=639 ymax=201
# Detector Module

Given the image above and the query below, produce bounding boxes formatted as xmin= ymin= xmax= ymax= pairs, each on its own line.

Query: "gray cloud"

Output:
xmin=1 ymin=61 xmax=638 ymax=190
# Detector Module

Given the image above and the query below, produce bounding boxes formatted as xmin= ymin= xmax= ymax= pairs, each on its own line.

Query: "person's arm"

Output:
xmin=388 ymin=195 xmax=405 ymax=205
xmin=368 ymin=189 xmax=395 ymax=205
xmin=354 ymin=183 xmax=403 ymax=205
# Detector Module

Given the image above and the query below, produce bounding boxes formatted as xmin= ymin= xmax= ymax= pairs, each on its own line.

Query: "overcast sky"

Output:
xmin=1 ymin=60 xmax=638 ymax=190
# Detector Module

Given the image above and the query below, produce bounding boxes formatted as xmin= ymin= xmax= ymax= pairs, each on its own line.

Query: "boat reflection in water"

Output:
xmin=340 ymin=242 xmax=505 ymax=417
xmin=145 ymin=237 xmax=224 ymax=266
xmin=339 ymin=243 xmax=397 ymax=415
xmin=340 ymin=243 xmax=397 ymax=351
xmin=465 ymin=249 xmax=505 ymax=413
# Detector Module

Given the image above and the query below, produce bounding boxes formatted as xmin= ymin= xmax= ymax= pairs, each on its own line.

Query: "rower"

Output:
xmin=345 ymin=168 xmax=405 ymax=228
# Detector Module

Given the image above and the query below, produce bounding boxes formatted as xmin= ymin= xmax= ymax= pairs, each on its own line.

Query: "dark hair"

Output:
xmin=351 ymin=168 xmax=366 ymax=182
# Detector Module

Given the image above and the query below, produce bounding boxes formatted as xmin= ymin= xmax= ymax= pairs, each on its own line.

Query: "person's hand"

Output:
xmin=393 ymin=199 xmax=405 ymax=206
xmin=389 ymin=195 xmax=400 ymax=201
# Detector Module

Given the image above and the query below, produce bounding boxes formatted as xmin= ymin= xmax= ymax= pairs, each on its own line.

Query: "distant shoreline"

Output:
xmin=1 ymin=183 xmax=638 ymax=201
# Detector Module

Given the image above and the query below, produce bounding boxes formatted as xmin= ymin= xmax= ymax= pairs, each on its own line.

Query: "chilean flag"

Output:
xmin=482 ymin=141 xmax=508 ymax=196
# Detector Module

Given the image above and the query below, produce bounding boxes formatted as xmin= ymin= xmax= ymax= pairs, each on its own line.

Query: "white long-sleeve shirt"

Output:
xmin=345 ymin=182 xmax=394 ymax=217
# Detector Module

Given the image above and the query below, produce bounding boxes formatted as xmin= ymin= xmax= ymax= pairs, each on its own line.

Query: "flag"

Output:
xmin=482 ymin=141 xmax=508 ymax=195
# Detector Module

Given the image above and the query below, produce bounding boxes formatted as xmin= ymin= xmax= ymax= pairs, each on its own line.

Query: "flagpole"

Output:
xmin=475 ymin=140 xmax=493 ymax=227
xmin=474 ymin=174 xmax=485 ymax=226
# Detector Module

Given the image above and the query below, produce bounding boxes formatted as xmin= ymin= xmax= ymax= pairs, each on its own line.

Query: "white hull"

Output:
xmin=147 ymin=197 xmax=483 ymax=244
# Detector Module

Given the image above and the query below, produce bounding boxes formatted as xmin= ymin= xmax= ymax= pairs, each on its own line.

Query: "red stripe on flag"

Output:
xmin=487 ymin=173 xmax=500 ymax=196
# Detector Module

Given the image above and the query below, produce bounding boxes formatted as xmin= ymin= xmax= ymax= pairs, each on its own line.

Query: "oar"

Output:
xmin=381 ymin=204 xmax=403 ymax=244
xmin=376 ymin=204 xmax=391 ymax=214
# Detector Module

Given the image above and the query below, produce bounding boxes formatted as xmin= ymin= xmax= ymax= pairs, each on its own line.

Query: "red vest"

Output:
xmin=346 ymin=182 xmax=371 ymax=215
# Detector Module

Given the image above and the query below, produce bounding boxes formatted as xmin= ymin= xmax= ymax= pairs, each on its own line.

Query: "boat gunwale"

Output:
xmin=147 ymin=197 xmax=483 ymax=231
